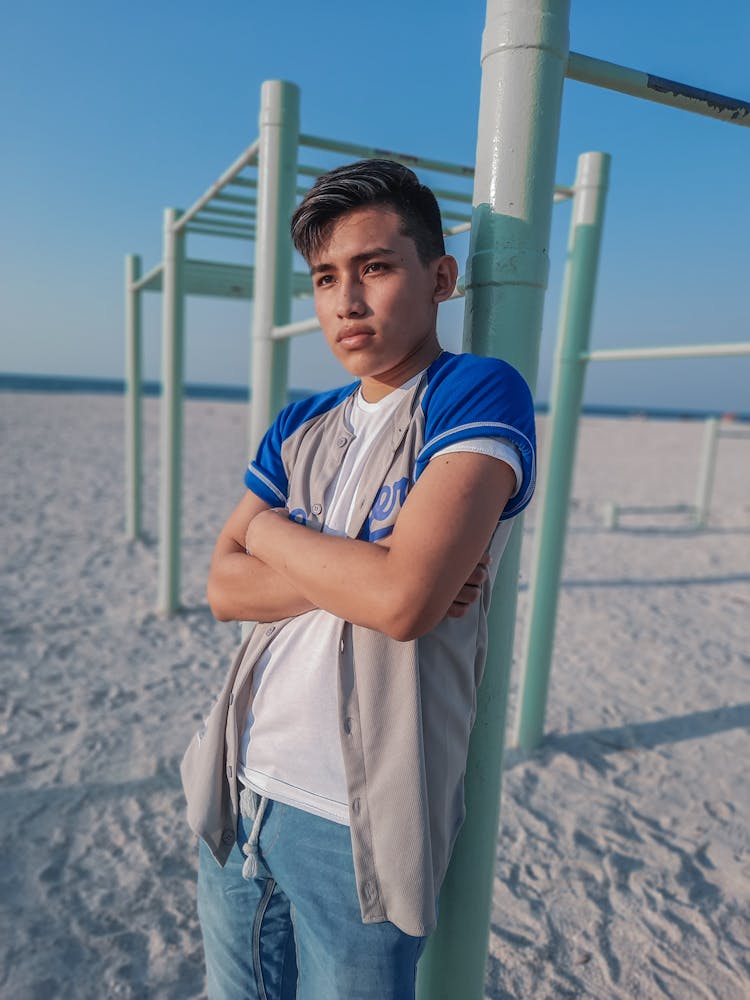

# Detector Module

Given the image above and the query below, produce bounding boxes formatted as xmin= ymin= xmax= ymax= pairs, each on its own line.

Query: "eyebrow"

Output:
xmin=310 ymin=247 xmax=397 ymax=275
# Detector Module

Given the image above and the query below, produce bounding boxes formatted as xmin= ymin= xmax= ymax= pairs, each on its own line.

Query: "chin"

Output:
xmin=336 ymin=352 xmax=382 ymax=378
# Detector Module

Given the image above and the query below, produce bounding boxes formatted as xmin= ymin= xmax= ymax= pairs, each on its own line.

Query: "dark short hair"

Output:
xmin=291 ymin=159 xmax=446 ymax=266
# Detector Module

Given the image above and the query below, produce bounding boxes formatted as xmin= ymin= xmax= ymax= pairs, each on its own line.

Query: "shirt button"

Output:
xmin=343 ymin=717 xmax=353 ymax=735
xmin=221 ymin=829 xmax=234 ymax=845
xmin=265 ymin=625 xmax=276 ymax=636
xmin=312 ymin=503 xmax=323 ymax=515
xmin=336 ymin=436 xmax=347 ymax=447
xmin=228 ymin=692 xmax=234 ymax=705
xmin=226 ymin=765 xmax=233 ymax=778
xmin=351 ymin=798 xmax=361 ymax=815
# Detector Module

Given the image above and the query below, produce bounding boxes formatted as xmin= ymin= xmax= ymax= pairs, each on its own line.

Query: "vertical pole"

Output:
xmin=694 ymin=416 xmax=719 ymax=527
xmin=513 ymin=152 xmax=610 ymax=753
xmin=416 ymin=2 xmax=569 ymax=998
xmin=248 ymin=80 xmax=300 ymax=458
xmin=125 ymin=254 xmax=143 ymax=539
xmin=602 ymin=500 xmax=619 ymax=530
xmin=158 ymin=208 xmax=185 ymax=615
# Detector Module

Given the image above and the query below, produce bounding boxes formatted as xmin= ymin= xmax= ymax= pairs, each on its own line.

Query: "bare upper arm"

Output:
xmin=386 ymin=452 xmax=517 ymax=619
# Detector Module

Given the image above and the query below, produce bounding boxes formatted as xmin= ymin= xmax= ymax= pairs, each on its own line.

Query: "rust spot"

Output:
xmin=647 ymin=74 xmax=750 ymax=121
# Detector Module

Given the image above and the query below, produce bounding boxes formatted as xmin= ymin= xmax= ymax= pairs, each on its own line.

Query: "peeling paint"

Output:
xmin=647 ymin=74 xmax=750 ymax=120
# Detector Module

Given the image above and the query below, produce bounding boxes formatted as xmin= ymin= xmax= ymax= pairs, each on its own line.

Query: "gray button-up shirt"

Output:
xmin=181 ymin=352 xmax=536 ymax=936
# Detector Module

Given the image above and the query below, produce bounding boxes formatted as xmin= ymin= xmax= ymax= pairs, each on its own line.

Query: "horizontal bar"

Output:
xmin=440 ymin=208 xmax=472 ymax=224
xmin=189 ymin=218 xmax=255 ymax=233
xmin=299 ymin=133 xmax=475 ymax=177
xmin=582 ymin=342 xmax=750 ymax=363
xmin=431 ymin=186 xmax=473 ymax=205
xmin=298 ymin=163 xmax=327 ymax=178
xmin=230 ymin=176 xmax=309 ymax=199
xmin=271 ymin=316 xmax=322 ymax=340
xmin=214 ymin=191 xmax=256 ymax=206
xmin=615 ymin=503 xmax=694 ymax=514
xmin=130 ymin=259 xmax=312 ymax=299
xmin=131 ymin=261 xmax=163 ymax=292
xmin=193 ymin=214 xmax=256 ymax=231
xmin=230 ymin=176 xmax=311 ymax=199
xmin=187 ymin=224 xmax=255 ymax=241
xmin=567 ymin=52 xmax=750 ymax=127
xmin=444 ymin=222 xmax=472 ymax=237
xmin=174 ymin=138 xmax=260 ymax=232
xmin=554 ymin=186 xmax=574 ymax=200
xmin=185 ymin=259 xmax=254 ymax=299
xmin=196 ymin=204 xmax=256 ymax=221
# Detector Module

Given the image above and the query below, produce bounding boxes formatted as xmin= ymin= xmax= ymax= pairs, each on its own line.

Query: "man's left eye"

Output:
xmin=365 ymin=262 xmax=385 ymax=274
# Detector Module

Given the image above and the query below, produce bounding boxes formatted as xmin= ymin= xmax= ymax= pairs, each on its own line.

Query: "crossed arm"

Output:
xmin=207 ymin=451 xmax=516 ymax=641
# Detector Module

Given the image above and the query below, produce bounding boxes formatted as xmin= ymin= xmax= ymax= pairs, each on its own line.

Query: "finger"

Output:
xmin=466 ymin=566 xmax=488 ymax=588
xmin=446 ymin=603 xmax=469 ymax=618
xmin=453 ymin=586 xmax=480 ymax=606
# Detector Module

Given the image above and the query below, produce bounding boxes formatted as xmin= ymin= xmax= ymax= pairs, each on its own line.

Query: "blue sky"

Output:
xmin=2 ymin=0 xmax=748 ymax=412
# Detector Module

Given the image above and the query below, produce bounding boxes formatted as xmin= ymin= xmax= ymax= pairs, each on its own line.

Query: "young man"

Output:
xmin=182 ymin=159 xmax=536 ymax=999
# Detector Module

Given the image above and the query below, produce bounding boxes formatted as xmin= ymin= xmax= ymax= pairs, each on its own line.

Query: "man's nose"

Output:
xmin=336 ymin=277 xmax=366 ymax=318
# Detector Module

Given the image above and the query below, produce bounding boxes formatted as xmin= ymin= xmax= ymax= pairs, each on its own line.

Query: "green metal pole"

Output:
xmin=513 ymin=151 xmax=610 ymax=752
xmin=416 ymin=2 xmax=569 ymax=997
xmin=125 ymin=254 xmax=142 ymax=539
xmin=157 ymin=208 xmax=185 ymax=615
xmin=248 ymin=80 xmax=300 ymax=457
xmin=694 ymin=417 xmax=719 ymax=527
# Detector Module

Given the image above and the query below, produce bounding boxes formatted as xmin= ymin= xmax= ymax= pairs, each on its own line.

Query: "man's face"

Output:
xmin=309 ymin=207 xmax=456 ymax=399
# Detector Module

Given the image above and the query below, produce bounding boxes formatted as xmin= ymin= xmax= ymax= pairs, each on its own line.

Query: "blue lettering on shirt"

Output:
xmin=365 ymin=476 xmax=409 ymax=541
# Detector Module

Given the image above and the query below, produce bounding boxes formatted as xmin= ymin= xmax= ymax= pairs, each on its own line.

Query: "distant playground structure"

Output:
xmin=124 ymin=2 xmax=749 ymax=996
xmin=602 ymin=415 xmax=750 ymax=530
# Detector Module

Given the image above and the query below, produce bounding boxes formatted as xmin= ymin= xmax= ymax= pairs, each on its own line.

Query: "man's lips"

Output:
xmin=337 ymin=328 xmax=375 ymax=348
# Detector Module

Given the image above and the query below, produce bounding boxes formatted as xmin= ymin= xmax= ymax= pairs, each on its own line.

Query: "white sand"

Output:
xmin=1 ymin=392 xmax=748 ymax=999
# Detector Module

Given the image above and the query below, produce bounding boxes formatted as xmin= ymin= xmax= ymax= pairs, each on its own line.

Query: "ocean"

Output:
xmin=0 ymin=372 xmax=746 ymax=422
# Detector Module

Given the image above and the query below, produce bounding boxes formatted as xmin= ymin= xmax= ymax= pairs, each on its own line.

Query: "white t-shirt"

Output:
xmin=239 ymin=373 xmax=522 ymax=824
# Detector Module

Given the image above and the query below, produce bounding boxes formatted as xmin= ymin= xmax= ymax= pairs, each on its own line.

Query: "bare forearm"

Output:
xmin=253 ymin=523 xmax=393 ymax=625
xmin=245 ymin=455 xmax=517 ymax=639
xmin=247 ymin=516 xmax=450 ymax=639
xmin=207 ymin=549 xmax=315 ymax=623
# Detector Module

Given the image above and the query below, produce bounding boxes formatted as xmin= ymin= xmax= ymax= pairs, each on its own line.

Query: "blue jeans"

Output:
xmin=197 ymin=795 xmax=427 ymax=999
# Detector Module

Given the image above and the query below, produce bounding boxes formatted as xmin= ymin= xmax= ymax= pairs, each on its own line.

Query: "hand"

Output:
xmin=445 ymin=551 xmax=490 ymax=619
xmin=245 ymin=507 xmax=290 ymax=555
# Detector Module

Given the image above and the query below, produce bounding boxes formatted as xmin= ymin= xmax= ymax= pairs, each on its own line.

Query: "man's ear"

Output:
xmin=432 ymin=255 xmax=459 ymax=303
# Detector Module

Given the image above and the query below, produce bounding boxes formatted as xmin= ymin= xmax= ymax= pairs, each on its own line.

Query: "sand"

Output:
xmin=1 ymin=391 xmax=748 ymax=999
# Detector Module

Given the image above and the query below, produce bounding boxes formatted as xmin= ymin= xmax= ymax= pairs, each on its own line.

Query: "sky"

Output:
xmin=1 ymin=0 xmax=748 ymax=413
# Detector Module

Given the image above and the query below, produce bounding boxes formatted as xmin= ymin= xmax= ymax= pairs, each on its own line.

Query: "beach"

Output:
xmin=1 ymin=390 xmax=748 ymax=999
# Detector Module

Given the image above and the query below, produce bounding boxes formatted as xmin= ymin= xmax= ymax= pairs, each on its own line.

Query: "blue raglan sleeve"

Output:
xmin=244 ymin=408 xmax=290 ymax=507
xmin=242 ymin=382 xmax=359 ymax=506
xmin=416 ymin=354 xmax=536 ymax=520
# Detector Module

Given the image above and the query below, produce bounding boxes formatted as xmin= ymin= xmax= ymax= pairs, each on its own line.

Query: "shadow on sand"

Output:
xmin=505 ymin=703 xmax=750 ymax=771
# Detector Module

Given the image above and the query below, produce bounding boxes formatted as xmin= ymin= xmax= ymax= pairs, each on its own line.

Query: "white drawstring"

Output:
xmin=239 ymin=786 xmax=269 ymax=879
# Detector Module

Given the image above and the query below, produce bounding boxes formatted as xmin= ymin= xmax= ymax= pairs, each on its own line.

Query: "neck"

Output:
xmin=360 ymin=337 xmax=442 ymax=403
